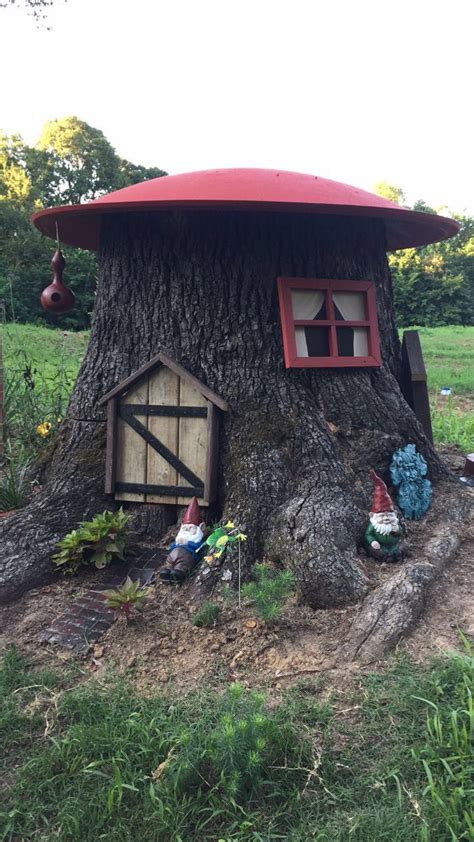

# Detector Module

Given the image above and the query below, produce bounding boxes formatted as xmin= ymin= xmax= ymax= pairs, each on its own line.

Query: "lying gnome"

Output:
xmin=364 ymin=469 xmax=408 ymax=562
xmin=160 ymin=497 xmax=205 ymax=583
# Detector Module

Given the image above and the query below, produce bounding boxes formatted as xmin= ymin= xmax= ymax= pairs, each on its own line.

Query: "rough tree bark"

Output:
xmin=0 ymin=210 xmax=447 ymax=606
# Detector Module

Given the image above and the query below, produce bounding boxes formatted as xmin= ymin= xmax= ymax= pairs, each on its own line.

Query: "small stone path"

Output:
xmin=39 ymin=548 xmax=166 ymax=652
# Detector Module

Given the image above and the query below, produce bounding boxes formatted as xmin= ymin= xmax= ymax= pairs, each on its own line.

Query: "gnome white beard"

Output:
xmin=370 ymin=511 xmax=399 ymax=536
xmin=175 ymin=523 xmax=204 ymax=545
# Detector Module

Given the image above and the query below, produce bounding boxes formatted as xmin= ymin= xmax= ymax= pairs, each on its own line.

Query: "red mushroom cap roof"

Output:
xmin=31 ymin=168 xmax=459 ymax=251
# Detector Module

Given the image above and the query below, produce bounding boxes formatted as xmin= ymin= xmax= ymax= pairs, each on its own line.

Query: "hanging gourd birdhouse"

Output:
xmin=40 ymin=249 xmax=75 ymax=314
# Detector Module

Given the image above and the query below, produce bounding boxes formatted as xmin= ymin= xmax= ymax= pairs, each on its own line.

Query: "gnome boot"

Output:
xmin=160 ymin=546 xmax=198 ymax=584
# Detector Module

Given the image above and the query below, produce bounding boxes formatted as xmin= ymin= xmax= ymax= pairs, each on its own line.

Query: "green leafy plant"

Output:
xmin=52 ymin=508 xmax=129 ymax=574
xmin=191 ymin=600 xmax=220 ymax=628
xmin=103 ymin=576 xmax=151 ymax=623
xmin=242 ymin=563 xmax=295 ymax=624
xmin=0 ymin=445 xmax=30 ymax=511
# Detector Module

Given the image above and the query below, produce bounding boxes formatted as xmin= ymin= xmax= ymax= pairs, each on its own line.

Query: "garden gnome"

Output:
xmin=160 ymin=497 xmax=205 ymax=583
xmin=364 ymin=470 xmax=408 ymax=562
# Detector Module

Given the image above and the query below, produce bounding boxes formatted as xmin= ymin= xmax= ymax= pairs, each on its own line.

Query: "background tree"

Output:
xmin=373 ymin=184 xmax=474 ymax=326
xmin=0 ymin=118 xmax=166 ymax=329
xmin=373 ymin=181 xmax=407 ymax=207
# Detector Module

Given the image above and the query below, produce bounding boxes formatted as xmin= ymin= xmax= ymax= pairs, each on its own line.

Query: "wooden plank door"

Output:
xmin=146 ymin=367 xmax=180 ymax=504
xmin=177 ymin=379 xmax=208 ymax=506
xmin=115 ymin=379 xmax=148 ymax=502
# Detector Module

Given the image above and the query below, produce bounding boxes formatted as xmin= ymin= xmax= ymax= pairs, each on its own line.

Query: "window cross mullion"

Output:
xmin=326 ymin=288 xmax=337 ymax=357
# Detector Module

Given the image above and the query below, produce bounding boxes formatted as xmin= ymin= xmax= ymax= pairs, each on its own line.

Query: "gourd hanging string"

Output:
xmin=56 ymin=220 xmax=61 ymax=253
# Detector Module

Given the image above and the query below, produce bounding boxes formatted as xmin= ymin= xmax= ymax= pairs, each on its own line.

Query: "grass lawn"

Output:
xmin=2 ymin=323 xmax=88 ymax=382
xmin=1 ymin=325 xmax=472 ymax=839
xmin=409 ymin=325 xmax=474 ymax=395
xmin=1 ymin=644 xmax=472 ymax=841
xmin=1 ymin=323 xmax=473 ymax=451
xmin=403 ymin=326 xmax=474 ymax=451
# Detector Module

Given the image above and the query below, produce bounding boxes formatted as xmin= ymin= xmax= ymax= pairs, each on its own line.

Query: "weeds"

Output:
xmin=191 ymin=600 xmax=220 ymax=628
xmin=1 ymin=645 xmax=473 ymax=840
xmin=2 ymin=324 xmax=86 ymax=460
xmin=431 ymin=397 xmax=474 ymax=451
xmin=414 ymin=643 xmax=474 ymax=840
xmin=242 ymin=564 xmax=295 ymax=624
xmin=0 ymin=443 xmax=30 ymax=510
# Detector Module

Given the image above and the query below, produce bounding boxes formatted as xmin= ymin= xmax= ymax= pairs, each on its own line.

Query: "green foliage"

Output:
xmin=104 ymin=576 xmax=151 ymax=623
xmin=1 ymin=645 xmax=473 ymax=840
xmin=36 ymin=117 xmax=123 ymax=205
xmin=0 ymin=443 xmax=30 ymax=510
xmin=431 ymin=398 xmax=474 ymax=451
xmin=2 ymin=329 xmax=83 ymax=459
xmin=413 ymin=655 xmax=473 ymax=840
xmin=373 ymin=184 xmax=474 ymax=328
xmin=0 ymin=119 xmax=166 ymax=330
xmin=411 ymin=325 xmax=474 ymax=395
xmin=393 ymin=222 xmax=474 ymax=329
xmin=0 ymin=661 xmax=311 ymax=840
xmin=162 ymin=682 xmax=308 ymax=806
xmin=242 ymin=563 xmax=295 ymax=624
xmin=52 ymin=508 xmax=128 ymax=573
xmin=373 ymin=181 xmax=407 ymax=206
xmin=191 ymin=600 xmax=220 ymax=628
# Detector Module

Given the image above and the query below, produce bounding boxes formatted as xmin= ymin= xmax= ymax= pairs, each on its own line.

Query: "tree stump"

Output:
xmin=0 ymin=211 xmax=447 ymax=606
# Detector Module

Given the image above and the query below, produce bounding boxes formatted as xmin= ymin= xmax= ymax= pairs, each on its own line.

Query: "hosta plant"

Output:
xmin=104 ymin=577 xmax=151 ymax=623
xmin=52 ymin=508 xmax=129 ymax=574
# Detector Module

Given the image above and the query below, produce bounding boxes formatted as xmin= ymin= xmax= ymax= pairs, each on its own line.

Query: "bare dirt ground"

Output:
xmin=1 ymin=450 xmax=472 ymax=694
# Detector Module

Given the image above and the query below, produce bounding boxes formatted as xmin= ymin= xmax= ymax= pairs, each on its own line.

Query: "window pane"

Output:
xmin=296 ymin=326 xmax=330 ymax=357
xmin=336 ymin=326 xmax=369 ymax=357
xmin=333 ymin=291 xmax=365 ymax=321
xmin=291 ymin=289 xmax=326 ymax=319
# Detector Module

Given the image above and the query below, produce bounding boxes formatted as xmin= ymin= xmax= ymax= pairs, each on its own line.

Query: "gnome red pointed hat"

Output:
xmin=182 ymin=496 xmax=202 ymax=525
xmin=369 ymin=469 xmax=394 ymax=513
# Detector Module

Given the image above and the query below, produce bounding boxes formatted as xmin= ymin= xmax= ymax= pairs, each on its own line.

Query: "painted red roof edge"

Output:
xmin=31 ymin=168 xmax=460 ymax=251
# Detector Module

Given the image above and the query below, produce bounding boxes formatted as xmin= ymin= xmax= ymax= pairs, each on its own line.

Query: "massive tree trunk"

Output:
xmin=0 ymin=210 xmax=446 ymax=606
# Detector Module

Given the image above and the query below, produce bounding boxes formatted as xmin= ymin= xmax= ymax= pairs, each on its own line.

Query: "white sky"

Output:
xmin=1 ymin=0 xmax=473 ymax=213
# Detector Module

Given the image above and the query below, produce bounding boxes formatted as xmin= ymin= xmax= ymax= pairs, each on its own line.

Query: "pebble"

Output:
xmin=176 ymin=646 xmax=185 ymax=654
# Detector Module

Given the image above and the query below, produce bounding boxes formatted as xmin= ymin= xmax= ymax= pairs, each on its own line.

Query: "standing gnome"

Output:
xmin=160 ymin=497 xmax=206 ymax=583
xmin=364 ymin=470 xmax=408 ymax=562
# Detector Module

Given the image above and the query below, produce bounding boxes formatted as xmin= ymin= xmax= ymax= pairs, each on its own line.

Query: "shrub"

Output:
xmin=52 ymin=508 xmax=128 ymax=573
xmin=242 ymin=564 xmax=295 ymax=624
xmin=104 ymin=576 xmax=151 ymax=623
xmin=191 ymin=600 xmax=220 ymax=628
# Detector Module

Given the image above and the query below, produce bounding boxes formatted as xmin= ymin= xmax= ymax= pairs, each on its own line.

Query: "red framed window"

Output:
xmin=277 ymin=277 xmax=382 ymax=369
